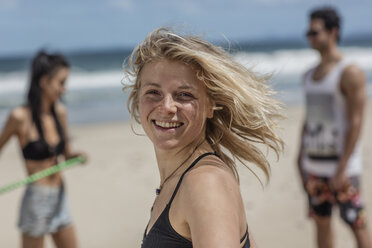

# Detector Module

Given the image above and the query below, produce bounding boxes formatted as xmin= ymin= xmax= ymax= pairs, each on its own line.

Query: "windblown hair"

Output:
xmin=124 ymin=28 xmax=283 ymax=182
xmin=27 ymin=50 xmax=69 ymax=142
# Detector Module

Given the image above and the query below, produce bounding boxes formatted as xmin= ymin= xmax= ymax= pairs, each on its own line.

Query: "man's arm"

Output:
xmin=332 ymin=64 xmax=366 ymax=189
xmin=297 ymin=122 xmax=307 ymax=190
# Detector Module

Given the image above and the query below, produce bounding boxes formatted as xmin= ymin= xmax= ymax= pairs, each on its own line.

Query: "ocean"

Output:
xmin=0 ymin=40 xmax=371 ymax=126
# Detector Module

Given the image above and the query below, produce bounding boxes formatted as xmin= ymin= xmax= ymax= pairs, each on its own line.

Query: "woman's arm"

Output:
xmin=0 ymin=108 xmax=23 ymax=155
xmin=56 ymin=104 xmax=86 ymax=161
xmin=181 ymin=165 xmax=248 ymax=248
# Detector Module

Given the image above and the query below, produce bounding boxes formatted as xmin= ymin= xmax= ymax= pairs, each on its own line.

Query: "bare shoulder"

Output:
xmin=9 ymin=106 xmax=29 ymax=125
xmin=55 ymin=103 xmax=67 ymax=116
xmin=181 ymin=157 xmax=240 ymax=200
xmin=55 ymin=103 xmax=68 ymax=122
xmin=341 ymin=64 xmax=366 ymax=90
xmin=0 ymin=106 xmax=29 ymax=138
xmin=178 ymin=156 xmax=246 ymax=245
xmin=343 ymin=64 xmax=364 ymax=76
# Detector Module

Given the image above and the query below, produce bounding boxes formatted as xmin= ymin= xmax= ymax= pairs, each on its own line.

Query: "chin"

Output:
xmin=153 ymin=140 xmax=180 ymax=150
xmin=153 ymin=136 xmax=196 ymax=151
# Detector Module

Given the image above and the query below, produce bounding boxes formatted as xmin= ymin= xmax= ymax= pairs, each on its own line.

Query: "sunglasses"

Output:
xmin=306 ymin=29 xmax=321 ymax=37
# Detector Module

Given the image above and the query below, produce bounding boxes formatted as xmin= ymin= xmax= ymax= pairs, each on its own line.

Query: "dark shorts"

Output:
xmin=305 ymin=174 xmax=366 ymax=228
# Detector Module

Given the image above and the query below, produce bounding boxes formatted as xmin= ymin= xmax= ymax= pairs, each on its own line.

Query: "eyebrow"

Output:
xmin=178 ymin=85 xmax=197 ymax=91
xmin=141 ymin=82 xmax=197 ymax=91
xmin=141 ymin=82 xmax=160 ymax=88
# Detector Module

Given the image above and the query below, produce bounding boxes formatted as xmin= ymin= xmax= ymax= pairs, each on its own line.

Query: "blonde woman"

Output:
xmin=124 ymin=28 xmax=283 ymax=248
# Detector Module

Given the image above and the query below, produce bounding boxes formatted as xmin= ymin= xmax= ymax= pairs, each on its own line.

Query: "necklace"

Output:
xmin=156 ymin=140 xmax=204 ymax=195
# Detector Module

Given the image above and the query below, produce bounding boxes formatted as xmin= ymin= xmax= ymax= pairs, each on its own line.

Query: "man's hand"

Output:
xmin=331 ymin=171 xmax=348 ymax=191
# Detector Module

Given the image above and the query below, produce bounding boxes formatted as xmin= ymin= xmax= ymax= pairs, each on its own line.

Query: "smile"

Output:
xmin=153 ymin=120 xmax=183 ymax=129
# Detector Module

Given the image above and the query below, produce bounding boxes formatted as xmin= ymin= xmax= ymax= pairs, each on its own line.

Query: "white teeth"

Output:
xmin=155 ymin=121 xmax=181 ymax=128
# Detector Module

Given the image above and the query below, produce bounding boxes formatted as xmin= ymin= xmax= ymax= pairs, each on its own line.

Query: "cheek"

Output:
xmin=138 ymin=101 xmax=146 ymax=121
xmin=183 ymin=102 xmax=205 ymax=126
xmin=46 ymin=86 xmax=55 ymax=97
xmin=138 ymin=98 xmax=152 ymax=121
xmin=50 ymin=82 xmax=59 ymax=94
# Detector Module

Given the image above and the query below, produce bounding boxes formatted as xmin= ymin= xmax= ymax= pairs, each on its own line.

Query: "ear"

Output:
xmin=330 ymin=28 xmax=339 ymax=42
xmin=207 ymin=99 xmax=216 ymax=119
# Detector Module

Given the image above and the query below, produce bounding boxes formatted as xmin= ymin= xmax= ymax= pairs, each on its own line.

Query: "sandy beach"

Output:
xmin=0 ymin=102 xmax=371 ymax=248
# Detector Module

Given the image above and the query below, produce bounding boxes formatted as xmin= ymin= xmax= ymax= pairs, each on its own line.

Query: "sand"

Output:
xmin=0 ymin=102 xmax=371 ymax=247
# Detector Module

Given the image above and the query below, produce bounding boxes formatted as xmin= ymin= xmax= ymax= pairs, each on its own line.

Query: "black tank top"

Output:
xmin=141 ymin=152 xmax=250 ymax=248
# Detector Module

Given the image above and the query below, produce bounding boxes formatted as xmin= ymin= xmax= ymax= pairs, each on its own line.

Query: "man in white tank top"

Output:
xmin=297 ymin=7 xmax=371 ymax=248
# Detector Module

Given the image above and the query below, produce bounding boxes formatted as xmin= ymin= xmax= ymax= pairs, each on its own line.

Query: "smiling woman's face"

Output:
xmin=138 ymin=59 xmax=213 ymax=151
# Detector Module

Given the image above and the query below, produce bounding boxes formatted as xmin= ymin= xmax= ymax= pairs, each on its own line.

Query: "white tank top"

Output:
xmin=302 ymin=59 xmax=362 ymax=176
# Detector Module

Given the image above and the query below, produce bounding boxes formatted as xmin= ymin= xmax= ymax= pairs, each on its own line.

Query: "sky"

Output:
xmin=0 ymin=0 xmax=372 ymax=56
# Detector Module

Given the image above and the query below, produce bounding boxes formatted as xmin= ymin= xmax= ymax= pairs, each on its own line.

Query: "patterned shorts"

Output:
xmin=18 ymin=183 xmax=72 ymax=237
xmin=305 ymin=174 xmax=366 ymax=228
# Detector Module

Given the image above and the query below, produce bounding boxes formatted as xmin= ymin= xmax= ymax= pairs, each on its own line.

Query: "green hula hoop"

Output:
xmin=0 ymin=156 xmax=85 ymax=195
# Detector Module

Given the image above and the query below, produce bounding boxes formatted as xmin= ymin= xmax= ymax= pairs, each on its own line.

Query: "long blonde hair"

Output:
xmin=124 ymin=27 xmax=283 ymax=182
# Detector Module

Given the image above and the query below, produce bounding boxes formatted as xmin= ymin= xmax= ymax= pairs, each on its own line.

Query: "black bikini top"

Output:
xmin=22 ymin=109 xmax=65 ymax=160
xmin=141 ymin=152 xmax=250 ymax=248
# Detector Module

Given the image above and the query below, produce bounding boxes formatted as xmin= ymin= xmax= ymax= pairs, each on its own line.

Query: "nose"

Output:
xmin=161 ymin=95 xmax=177 ymax=113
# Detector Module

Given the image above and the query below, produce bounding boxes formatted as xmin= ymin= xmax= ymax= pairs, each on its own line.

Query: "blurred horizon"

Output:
xmin=0 ymin=31 xmax=372 ymax=60
xmin=1 ymin=0 xmax=371 ymax=125
xmin=1 ymin=39 xmax=371 ymax=125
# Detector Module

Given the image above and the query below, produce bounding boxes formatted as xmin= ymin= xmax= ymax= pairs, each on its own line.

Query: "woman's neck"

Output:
xmin=155 ymin=138 xmax=208 ymax=183
xmin=40 ymin=95 xmax=53 ymax=115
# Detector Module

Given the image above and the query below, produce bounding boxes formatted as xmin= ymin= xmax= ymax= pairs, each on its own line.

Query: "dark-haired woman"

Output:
xmin=0 ymin=50 xmax=85 ymax=248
